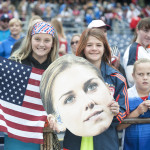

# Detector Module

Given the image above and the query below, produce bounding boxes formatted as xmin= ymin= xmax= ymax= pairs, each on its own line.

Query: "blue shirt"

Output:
xmin=123 ymin=85 xmax=150 ymax=150
xmin=0 ymin=36 xmax=21 ymax=58
xmin=0 ymin=29 xmax=10 ymax=42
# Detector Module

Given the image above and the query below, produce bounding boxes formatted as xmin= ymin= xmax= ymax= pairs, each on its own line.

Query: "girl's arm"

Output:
xmin=111 ymin=73 xmax=129 ymax=124
xmin=117 ymin=101 xmax=149 ymax=131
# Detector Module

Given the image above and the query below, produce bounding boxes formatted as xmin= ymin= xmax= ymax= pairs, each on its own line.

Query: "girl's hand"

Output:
xmin=144 ymin=100 xmax=150 ymax=109
xmin=108 ymin=100 xmax=120 ymax=116
xmin=47 ymin=114 xmax=60 ymax=133
xmin=111 ymin=55 xmax=120 ymax=69
xmin=137 ymin=101 xmax=148 ymax=115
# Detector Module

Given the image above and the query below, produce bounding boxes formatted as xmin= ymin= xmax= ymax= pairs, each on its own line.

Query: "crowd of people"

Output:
xmin=0 ymin=0 xmax=150 ymax=150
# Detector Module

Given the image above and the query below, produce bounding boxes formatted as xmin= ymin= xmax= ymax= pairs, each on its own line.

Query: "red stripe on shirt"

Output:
xmin=111 ymin=73 xmax=129 ymax=121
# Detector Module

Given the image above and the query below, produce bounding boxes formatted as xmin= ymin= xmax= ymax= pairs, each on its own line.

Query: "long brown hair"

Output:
xmin=76 ymin=28 xmax=111 ymax=64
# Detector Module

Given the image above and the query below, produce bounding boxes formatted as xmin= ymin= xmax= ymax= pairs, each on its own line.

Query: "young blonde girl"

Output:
xmin=5 ymin=19 xmax=59 ymax=150
xmin=117 ymin=58 xmax=150 ymax=150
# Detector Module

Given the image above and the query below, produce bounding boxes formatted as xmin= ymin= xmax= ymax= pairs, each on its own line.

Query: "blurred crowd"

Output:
xmin=0 ymin=0 xmax=149 ymax=34
xmin=0 ymin=0 xmax=149 ymax=58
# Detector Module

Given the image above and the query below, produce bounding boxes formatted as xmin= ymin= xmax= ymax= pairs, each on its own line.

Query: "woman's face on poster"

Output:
xmin=52 ymin=64 xmax=113 ymax=136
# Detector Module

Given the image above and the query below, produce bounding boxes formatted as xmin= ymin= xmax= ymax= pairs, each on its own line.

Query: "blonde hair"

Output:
xmin=50 ymin=18 xmax=66 ymax=39
xmin=71 ymin=34 xmax=81 ymax=42
xmin=133 ymin=58 xmax=150 ymax=74
xmin=9 ymin=18 xmax=22 ymax=27
xmin=40 ymin=54 xmax=103 ymax=114
xmin=10 ymin=19 xmax=59 ymax=63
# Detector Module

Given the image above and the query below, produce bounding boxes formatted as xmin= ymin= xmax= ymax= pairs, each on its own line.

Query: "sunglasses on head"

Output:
xmin=71 ymin=41 xmax=79 ymax=45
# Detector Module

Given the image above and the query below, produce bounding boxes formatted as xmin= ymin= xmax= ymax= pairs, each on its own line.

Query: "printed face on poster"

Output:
xmin=43 ymin=55 xmax=114 ymax=137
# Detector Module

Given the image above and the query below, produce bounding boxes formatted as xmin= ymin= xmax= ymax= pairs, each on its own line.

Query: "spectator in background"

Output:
xmin=70 ymin=34 xmax=81 ymax=54
xmin=42 ymin=5 xmax=54 ymax=22
xmin=18 ymin=0 xmax=28 ymax=21
xmin=0 ymin=18 xmax=22 ymax=58
xmin=35 ymin=0 xmax=46 ymax=12
xmin=9 ymin=4 xmax=19 ymax=19
xmin=142 ymin=4 xmax=150 ymax=17
xmin=0 ymin=1 xmax=13 ymax=18
xmin=85 ymin=8 xmax=94 ymax=25
xmin=0 ymin=14 xmax=10 ymax=42
xmin=72 ymin=5 xmax=82 ymax=24
xmin=51 ymin=18 xmax=68 ymax=56
xmin=129 ymin=14 xmax=142 ymax=32
xmin=11 ymin=15 xmax=42 ymax=55
xmin=31 ymin=5 xmax=43 ymax=18
xmin=60 ymin=5 xmax=72 ymax=19
xmin=126 ymin=3 xmax=140 ymax=24
xmin=123 ymin=17 xmax=150 ymax=87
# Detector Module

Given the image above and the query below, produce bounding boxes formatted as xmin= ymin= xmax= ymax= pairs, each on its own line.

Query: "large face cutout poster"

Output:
xmin=40 ymin=54 xmax=114 ymax=137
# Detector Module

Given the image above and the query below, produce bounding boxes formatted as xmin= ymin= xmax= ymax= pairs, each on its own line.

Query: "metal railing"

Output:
xmin=121 ymin=118 xmax=150 ymax=124
xmin=40 ymin=118 xmax=150 ymax=150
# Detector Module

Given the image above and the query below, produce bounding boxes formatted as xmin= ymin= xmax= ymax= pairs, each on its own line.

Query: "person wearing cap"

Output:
xmin=3 ymin=19 xmax=59 ymax=150
xmin=0 ymin=14 xmax=11 ymax=42
xmin=0 ymin=18 xmax=23 ymax=58
xmin=88 ymin=19 xmax=118 ymax=63
xmin=88 ymin=19 xmax=111 ymax=35
xmin=88 ymin=19 xmax=127 ymax=81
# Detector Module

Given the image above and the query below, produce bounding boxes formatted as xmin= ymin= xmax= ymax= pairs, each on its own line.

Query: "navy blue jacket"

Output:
xmin=63 ymin=62 xmax=129 ymax=150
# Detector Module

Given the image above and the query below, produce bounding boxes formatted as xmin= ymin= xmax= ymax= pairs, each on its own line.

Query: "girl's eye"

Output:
xmin=45 ymin=39 xmax=50 ymax=43
xmin=104 ymin=29 xmax=107 ymax=33
xmin=138 ymin=73 xmax=143 ymax=76
xmin=86 ymin=83 xmax=98 ymax=92
xmin=35 ymin=38 xmax=40 ymax=41
xmin=147 ymin=73 xmax=150 ymax=76
xmin=64 ymin=96 xmax=75 ymax=104
xmin=87 ymin=44 xmax=91 ymax=47
xmin=143 ymin=29 xmax=148 ymax=32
